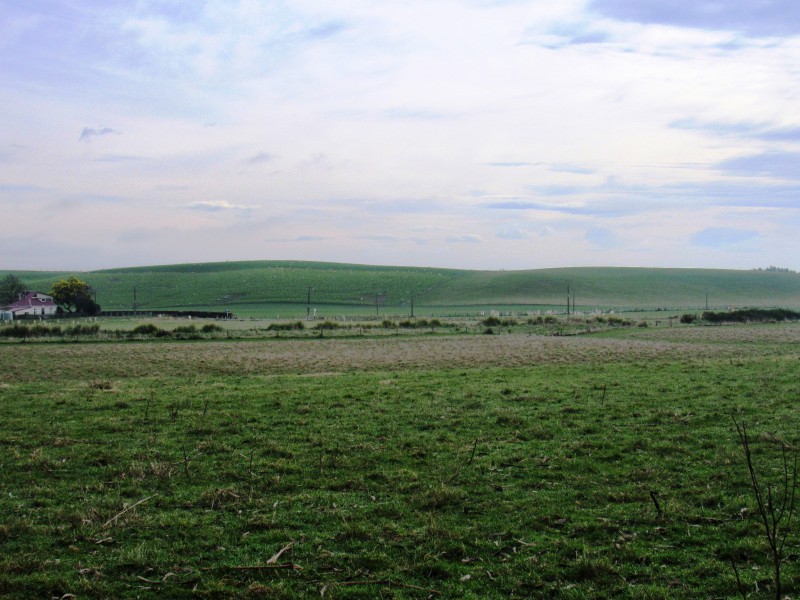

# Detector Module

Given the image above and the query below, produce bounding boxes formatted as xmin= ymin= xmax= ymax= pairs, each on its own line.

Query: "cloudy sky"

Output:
xmin=2 ymin=0 xmax=799 ymax=271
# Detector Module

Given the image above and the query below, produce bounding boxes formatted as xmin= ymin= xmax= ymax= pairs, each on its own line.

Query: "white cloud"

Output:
xmin=184 ymin=200 xmax=256 ymax=212
xmin=446 ymin=234 xmax=483 ymax=244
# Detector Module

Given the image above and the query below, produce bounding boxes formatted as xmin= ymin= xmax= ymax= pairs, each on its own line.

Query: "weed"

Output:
xmin=732 ymin=415 xmax=797 ymax=599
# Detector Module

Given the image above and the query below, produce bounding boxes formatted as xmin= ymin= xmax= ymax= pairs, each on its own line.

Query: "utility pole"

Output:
xmin=705 ymin=290 xmax=709 ymax=310
xmin=307 ymin=287 xmax=312 ymax=320
xmin=566 ymin=281 xmax=571 ymax=316
xmin=410 ymin=294 xmax=415 ymax=318
xmin=374 ymin=290 xmax=386 ymax=317
xmin=133 ymin=286 xmax=138 ymax=313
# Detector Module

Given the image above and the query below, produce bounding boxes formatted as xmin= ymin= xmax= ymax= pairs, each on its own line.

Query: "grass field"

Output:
xmin=9 ymin=261 xmax=800 ymax=314
xmin=1 ymin=322 xmax=800 ymax=598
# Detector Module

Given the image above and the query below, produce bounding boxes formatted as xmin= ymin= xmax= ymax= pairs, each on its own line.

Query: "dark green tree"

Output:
xmin=51 ymin=276 xmax=100 ymax=315
xmin=0 ymin=274 xmax=26 ymax=306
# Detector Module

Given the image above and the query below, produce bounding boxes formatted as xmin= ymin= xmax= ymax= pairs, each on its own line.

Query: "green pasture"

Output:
xmin=1 ymin=324 xmax=800 ymax=598
xmin=8 ymin=261 xmax=800 ymax=315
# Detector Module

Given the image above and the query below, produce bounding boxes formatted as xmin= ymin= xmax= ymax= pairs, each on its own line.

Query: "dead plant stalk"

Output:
xmin=733 ymin=416 xmax=797 ymax=600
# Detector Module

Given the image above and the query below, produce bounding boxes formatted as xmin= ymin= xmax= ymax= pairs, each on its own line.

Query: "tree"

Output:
xmin=0 ymin=274 xmax=26 ymax=306
xmin=51 ymin=276 xmax=100 ymax=315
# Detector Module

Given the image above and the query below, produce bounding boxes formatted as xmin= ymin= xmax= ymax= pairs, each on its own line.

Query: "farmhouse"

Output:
xmin=4 ymin=291 xmax=59 ymax=318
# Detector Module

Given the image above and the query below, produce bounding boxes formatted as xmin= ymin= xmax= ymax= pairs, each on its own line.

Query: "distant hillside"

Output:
xmin=422 ymin=267 xmax=800 ymax=308
xmin=7 ymin=261 xmax=800 ymax=312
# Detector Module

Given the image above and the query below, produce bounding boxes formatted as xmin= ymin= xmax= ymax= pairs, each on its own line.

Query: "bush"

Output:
xmin=65 ymin=324 xmax=100 ymax=336
xmin=171 ymin=324 xmax=201 ymax=339
xmin=482 ymin=317 xmax=516 ymax=328
xmin=268 ymin=321 xmax=305 ymax=331
xmin=702 ymin=308 xmax=800 ymax=324
xmin=0 ymin=322 xmax=102 ymax=338
xmin=131 ymin=323 xmax=162 ymax=335
xmin=680 ymin=314 xmax=697 ymax=324
xmin=396 ymin=319 xmax=441 ymax=329
xmin=0 ymin=324 xmax=62 ymax=338
xmin=314 ymin=321 xmax=340 ymax=330
xmin=201 ymin=324 xmax=224 ymax=333
xmin=173 ymin=325 xmax=198 ymax=334
xmin=1 ymin=324 xmax=33 ymax=338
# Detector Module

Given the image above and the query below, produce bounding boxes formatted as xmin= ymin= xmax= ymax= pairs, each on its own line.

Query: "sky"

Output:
xmin=1 ymin=0 xmax=799 ymax=272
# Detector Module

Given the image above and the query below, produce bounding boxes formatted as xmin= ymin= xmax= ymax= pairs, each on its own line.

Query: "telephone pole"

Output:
xmin=566 ymin=281 xmax=571 ymax=316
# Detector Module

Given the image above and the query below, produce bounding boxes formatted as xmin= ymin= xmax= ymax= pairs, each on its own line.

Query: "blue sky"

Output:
xmin=1 ymin=0 xmax=799 ymax=271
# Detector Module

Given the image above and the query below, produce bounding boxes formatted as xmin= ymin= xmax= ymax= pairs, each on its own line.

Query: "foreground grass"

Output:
xmin=1 ymin=326 xmax=799 ymax=597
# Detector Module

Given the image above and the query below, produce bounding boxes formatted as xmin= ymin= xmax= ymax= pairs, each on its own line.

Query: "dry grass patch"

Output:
xmin=0 ymin=330 xmax=766 ymax=384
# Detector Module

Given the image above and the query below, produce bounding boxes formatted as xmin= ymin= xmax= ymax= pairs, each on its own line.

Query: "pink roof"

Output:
xmin=6 ymin=291 xmax=57 ymax=311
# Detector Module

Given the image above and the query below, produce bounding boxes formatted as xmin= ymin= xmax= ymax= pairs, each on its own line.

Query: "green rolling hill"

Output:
xmin=6 ymin=261 xmax=800 ymax=313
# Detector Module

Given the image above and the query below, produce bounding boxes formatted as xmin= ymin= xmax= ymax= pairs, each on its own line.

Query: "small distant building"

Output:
xmin=4 ymin=291 xmax=59 ymax=318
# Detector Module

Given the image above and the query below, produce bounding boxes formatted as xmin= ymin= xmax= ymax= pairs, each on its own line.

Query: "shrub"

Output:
xmin=65 ymin=324 xmax=100 ymax=336
xmin=680 ymin=314 xmax=697 ymax=324
xmin=0 ymin=322 xmax=100 ymax=339
xmin=314 ymin=321 xmax=340 ymax=330
xmin=173 ymin=325 xmax=198 ymax=334
xmin=396 ymin=318 xmax=440 ymax=329
xmin=268 ymin=321 xmax=305 ymax=331
xmin=201 ymin=324 xmax=224 ymax=333
xmin=1 ymin=324 xmax=33 ymax=338
xmin=483 ymin=316 xmax=515 ymax=327
xmin=29 ymin=324 xmax=52 ymax=337
xmin=703 ymin=308 xmax=800 ymax=324
xmin=130 ymin=323 xmax=171 ymax=337
xmin=131 ymin=323 xmax=160 ymax=336
xmin=0 ymin=324 xmax=65 ymax=338
xmin=172 ymin=324 xmax=201 ymax=339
